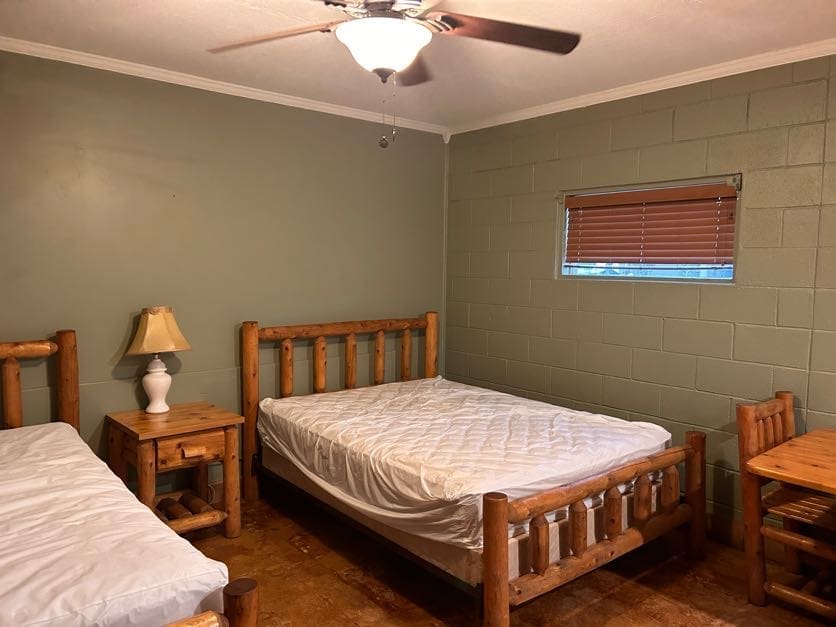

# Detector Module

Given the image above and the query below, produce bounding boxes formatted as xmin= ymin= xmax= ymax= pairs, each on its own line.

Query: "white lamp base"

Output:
xmin=143 ymin=354 xmax=172 ymax=414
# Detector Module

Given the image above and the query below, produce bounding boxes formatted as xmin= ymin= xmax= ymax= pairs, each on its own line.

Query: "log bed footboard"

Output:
xmin=483 ymin=431 xmax=707 ymax=627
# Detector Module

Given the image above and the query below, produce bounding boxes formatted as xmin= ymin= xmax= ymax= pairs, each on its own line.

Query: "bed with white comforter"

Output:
xmin=0 ymin=422 xmax=228 ymax=626
xmin=258 ymin=376 xmax=671 ymax=551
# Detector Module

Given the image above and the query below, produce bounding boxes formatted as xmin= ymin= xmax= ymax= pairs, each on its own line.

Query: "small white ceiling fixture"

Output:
xmin=335 ymin=17 xmax=432 ymax=80
xmin=1 ymin=1 xmax=835 ymax=136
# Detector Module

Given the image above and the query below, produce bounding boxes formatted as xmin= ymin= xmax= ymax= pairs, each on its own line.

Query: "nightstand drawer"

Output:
xmin=157 ymin=429 xmax=225 ymax=470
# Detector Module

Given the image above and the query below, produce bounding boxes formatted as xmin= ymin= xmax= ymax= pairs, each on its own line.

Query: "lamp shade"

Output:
xmin=335 ymin=17 xmax=432 ymax=74
xmin=126 ymin=306 xmax=191 ymax=356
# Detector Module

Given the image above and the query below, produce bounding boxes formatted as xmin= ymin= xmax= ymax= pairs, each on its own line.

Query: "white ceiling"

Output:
xmin=2 ymin=1 xmax=835 ymax=136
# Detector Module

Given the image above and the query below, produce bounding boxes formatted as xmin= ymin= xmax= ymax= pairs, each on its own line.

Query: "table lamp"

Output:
xmin=126 ymin=306 xmax=191 ymax=414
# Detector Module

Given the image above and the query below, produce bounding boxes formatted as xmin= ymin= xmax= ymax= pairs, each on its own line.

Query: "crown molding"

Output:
xmin=0 ymin=36 xmax=449 ymax=137
xmin=3 ymin=34 xmax=834 ymax=140
xmin=449 ymin=37 xmax=836 ymax=135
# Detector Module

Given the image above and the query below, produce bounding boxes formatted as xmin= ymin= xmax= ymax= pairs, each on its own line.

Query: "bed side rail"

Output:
xmin=483 ymin=430 xmax=706 ymax=627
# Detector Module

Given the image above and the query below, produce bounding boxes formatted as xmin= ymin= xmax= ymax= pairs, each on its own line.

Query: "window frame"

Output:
xmin=557 ymin=174 xmax=741 ymax=283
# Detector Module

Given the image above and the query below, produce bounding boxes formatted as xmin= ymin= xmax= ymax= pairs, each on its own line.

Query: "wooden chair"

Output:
xmin=737 ymin=391 xmax=836 ymax=616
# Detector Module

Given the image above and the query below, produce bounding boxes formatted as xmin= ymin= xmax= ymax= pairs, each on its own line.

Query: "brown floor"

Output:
xmin=192 ymin=489 xmax=827 ymax=626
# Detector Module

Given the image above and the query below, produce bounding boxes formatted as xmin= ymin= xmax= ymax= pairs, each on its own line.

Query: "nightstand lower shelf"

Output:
xmin=154 ymin=490 xmax=228 ymax=534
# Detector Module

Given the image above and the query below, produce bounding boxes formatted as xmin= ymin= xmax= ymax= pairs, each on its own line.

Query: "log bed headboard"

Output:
xmin=0 ymin=330 xmax=80 ymax=431
xmin=240 ymin=311 xmax=438 ymax=500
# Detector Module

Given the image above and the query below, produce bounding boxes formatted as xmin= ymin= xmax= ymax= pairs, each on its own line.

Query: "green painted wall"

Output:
xmin=1 ymin=51 xmax=445 ymax=453
xmin=445 ymin=55 xmax=836 ymax=526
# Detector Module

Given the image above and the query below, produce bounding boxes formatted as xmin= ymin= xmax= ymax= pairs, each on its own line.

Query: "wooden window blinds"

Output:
xmin=564 ymin=182 xmax=737 ymax=268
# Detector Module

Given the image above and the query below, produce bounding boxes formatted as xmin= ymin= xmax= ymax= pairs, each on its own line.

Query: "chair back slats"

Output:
xmin=0 ymin=330 xmax=78 ymax=431
xmin=737 ymin=391 xmax=795 ymax=463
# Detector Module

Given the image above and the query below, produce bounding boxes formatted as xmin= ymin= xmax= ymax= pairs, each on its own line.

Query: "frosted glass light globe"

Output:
xmin=335 ymin=17 xmax=432 ymax=74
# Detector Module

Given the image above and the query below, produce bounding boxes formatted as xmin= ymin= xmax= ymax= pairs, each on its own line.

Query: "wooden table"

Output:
xmin=106 ymin=402 xmax=244 ymax=538
xmin=743 ymin=428 xmax=836 ymax=616
xmin=747 ymin=429 xmax=836 ymax=493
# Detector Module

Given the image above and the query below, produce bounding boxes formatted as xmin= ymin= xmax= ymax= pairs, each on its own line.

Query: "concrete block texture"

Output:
xmin=778 ymin=289 xmax=814 ymax=328
xmin=445 ymin=55 xmax=836 ymax=517
xmin=632 ymin=349 xmax=697 ymax=388
xmin=787 ymin=123 xmax=825 ymax=165
xmin=748 ymin=81 xmax=827 ymax=129
xmin=663 ymin=319 xmax=734 ymax=358
xmin=634 ymin=282 xmax=700 ymax=318
xmin=603 ymin=314 xmax=663 ymax=349
xmin=639 ymin=140 xmax=707 ymax=180
xmin=611 ymin=109 xmax=673 ymax=149
xmin=674 ymin=96 xmax=748 ymax=140
xmin=733 ymin=324 xmax=811 ymax=368
xmin=512 ymin=133 xmax=557 ymax=165
xmin=707 ymin=128 xmax=788 ymax=172
xmin=578 ymin=281 xmax=634 ymax=313
xmin=811 ymin=330 xmax=836 ymax=372
xmin=814 ymin=289 xmax=836 ymax=330
xmin=743 ymin=166 xmax=822 ymax=208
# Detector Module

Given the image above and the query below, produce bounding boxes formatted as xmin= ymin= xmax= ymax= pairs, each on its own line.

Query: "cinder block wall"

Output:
xmin=446 ymin=56 xmax=836 ymax=526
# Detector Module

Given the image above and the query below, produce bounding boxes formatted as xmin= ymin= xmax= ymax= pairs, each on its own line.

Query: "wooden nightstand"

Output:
xmin=106 ymin=402 xmax=244 ymax=538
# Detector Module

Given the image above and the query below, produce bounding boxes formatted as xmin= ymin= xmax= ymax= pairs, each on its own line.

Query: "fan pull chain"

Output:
xmin=391 ymin=78 xmax=398 ymax=144
xmin=379 ymin=80 xmax=390 ymax=149
xmin=378 ymin=78 xmax=399 ymax=149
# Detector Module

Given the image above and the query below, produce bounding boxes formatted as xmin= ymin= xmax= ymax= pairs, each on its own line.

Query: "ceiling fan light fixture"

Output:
xmin=335 ymin=17 xmax=431 ymax=75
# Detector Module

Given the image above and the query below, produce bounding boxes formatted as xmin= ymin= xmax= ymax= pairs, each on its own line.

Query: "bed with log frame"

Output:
xmin=0 ymin=331 xmax=257 ymax=627
xmin=241 ymin=311 xmax=707 ymax=626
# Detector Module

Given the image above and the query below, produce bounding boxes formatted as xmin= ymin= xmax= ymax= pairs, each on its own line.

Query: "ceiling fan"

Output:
xmin=209 ymin=1 xmax=581 ymax=85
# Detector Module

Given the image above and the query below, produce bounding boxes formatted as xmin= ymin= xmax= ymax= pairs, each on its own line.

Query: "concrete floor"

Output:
xmin=192 ymin=490 xmax=827 ymax=626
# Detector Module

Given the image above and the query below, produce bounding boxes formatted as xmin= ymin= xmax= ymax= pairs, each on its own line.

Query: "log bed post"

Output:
xmin=241 ymin=322 xmax=259 ymax=502
xmin=166 ymin=579 xmax=259 ymax=627
xmin=424 ymin=311 xmax=438 ymax=378
xmin=56 ymin=329 xmax=80 ymax=430
xmin=223 ymin=578 xmax=259 ymax=627
xmin=483 ymin=492 xmax=510 ymax=627
xmin=685 ymin=430 xmax=707 ymax=559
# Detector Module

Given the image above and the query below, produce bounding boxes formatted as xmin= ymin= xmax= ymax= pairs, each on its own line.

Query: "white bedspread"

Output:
xmin=258 ymin=377 xmax=670 ymax=549
xmin=0 ymin=422 xmax=228 ymax=626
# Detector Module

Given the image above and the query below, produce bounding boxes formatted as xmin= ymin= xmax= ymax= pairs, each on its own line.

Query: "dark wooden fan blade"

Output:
xmin=426 ymin=11 xmax=580 ymax=54
xmin=397 ymin=54 xmax=432 ymax=86
xmin=208 ymin=20 xmax=344 ymax=53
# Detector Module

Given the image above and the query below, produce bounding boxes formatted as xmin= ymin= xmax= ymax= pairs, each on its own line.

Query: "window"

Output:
xmin=561 ymin=178 xmax=738 ymax=281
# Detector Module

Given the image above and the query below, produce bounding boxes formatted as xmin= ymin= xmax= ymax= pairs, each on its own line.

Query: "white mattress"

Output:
xmin=258 ymin=377 xmax=671 ymax=550
xmin=0 ymin=422 xmax=229 ymax=626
